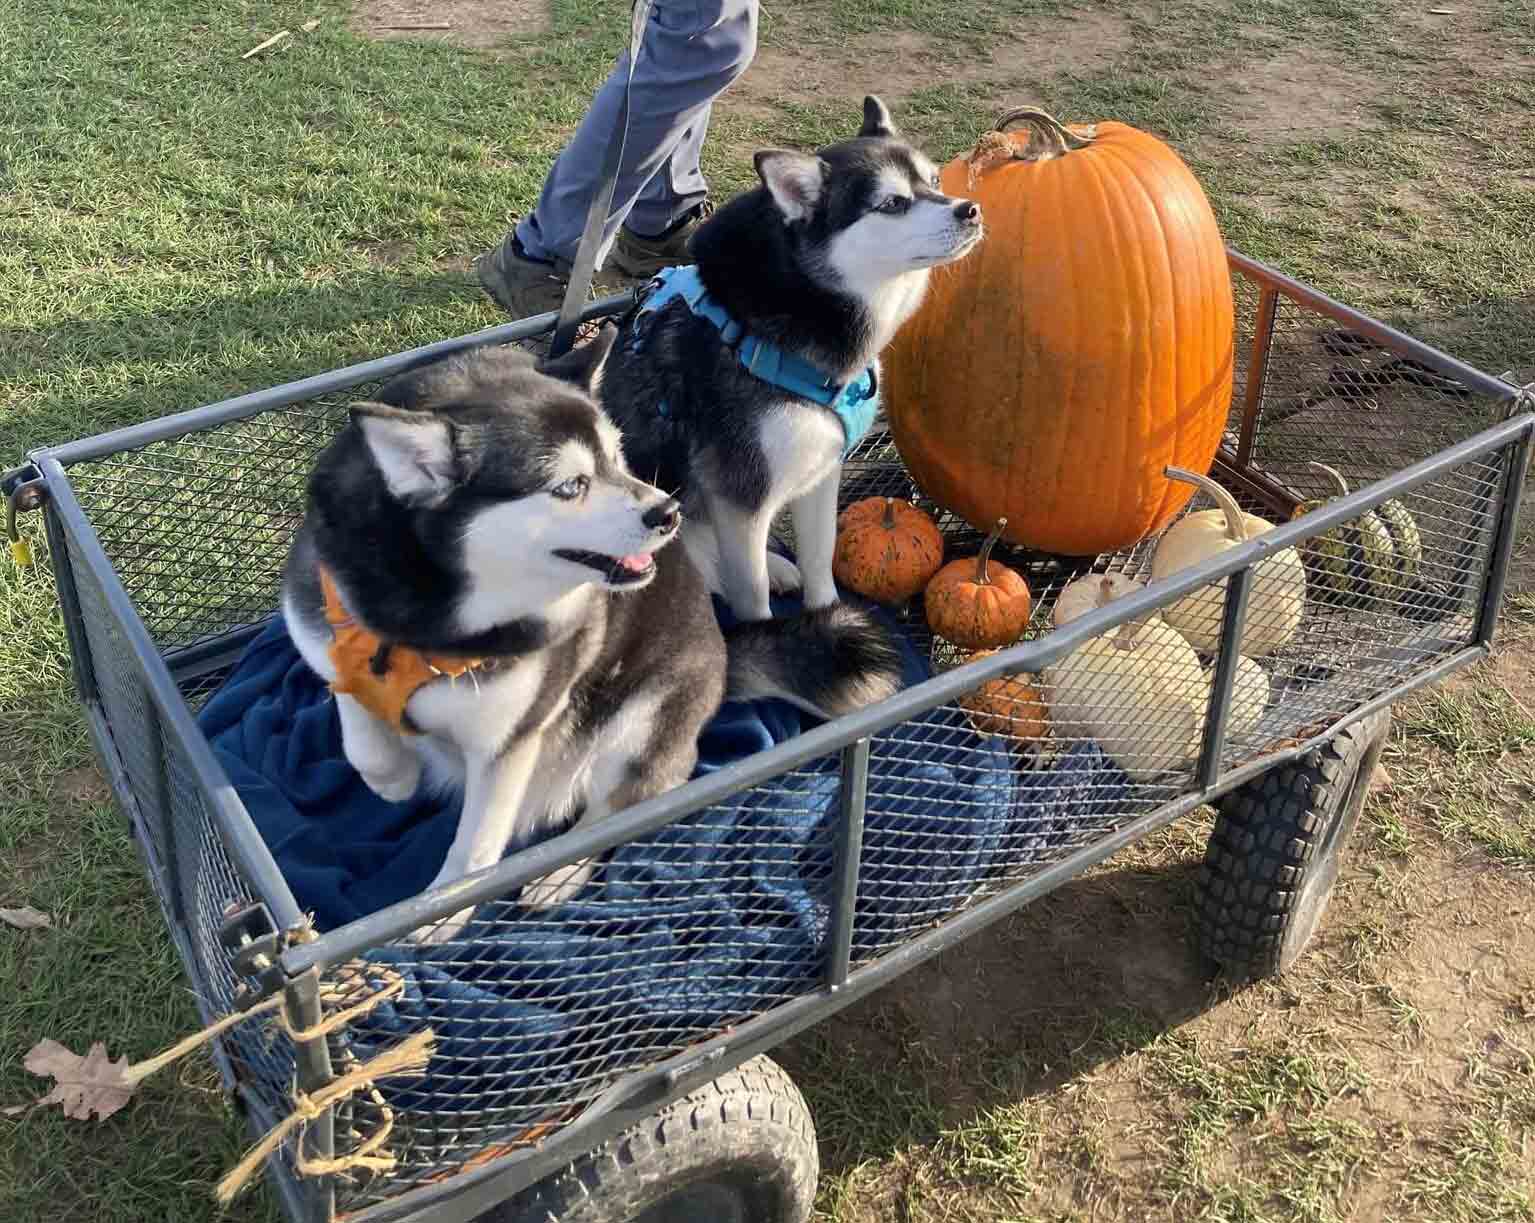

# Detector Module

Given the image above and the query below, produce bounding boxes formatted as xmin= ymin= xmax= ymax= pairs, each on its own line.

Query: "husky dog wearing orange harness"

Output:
xmin=281 ymin=331 xmax=902 ymax=943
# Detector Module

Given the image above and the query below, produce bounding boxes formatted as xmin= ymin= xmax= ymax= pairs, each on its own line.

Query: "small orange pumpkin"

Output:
xmin=832 ymin=496 xmax=944 ymax=605
xmin=925 ymin=519 xmax=1032 ymax=648
xmin=958 ymin=650 xmax=1049 ymax=744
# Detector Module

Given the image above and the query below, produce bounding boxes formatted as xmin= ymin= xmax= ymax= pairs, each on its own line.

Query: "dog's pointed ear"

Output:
xmin=755 ymin=150 xmax=827 ymax=223
xmin=539 ymin=323 xmax=619 ymax=394
xmin=859 ymin=95 xmax=898 ymax=139
xmin=350 ymin=401 xmax=458 ymax=503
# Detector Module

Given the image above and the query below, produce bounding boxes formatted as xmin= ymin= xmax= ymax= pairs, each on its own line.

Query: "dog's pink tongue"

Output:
xmin=618 ymin=553 xmax=653 ymax=573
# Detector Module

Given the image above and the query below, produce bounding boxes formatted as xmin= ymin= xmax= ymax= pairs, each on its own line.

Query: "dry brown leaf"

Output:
xmin=0 ymin=906 xmax=53 ymax=930
xmin=23 ymin=1040 xmax=136 ymax=1121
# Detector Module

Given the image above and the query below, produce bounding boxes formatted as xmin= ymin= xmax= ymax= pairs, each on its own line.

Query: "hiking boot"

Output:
xmin=610 ymin=201 xmax=715 ymax=279
xmin=476 ymin=234 xmax=576 ymax=319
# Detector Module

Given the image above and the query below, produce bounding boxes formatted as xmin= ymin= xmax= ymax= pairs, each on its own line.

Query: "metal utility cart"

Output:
xmin=6 ymin=251 xmax=1530 ymax=1223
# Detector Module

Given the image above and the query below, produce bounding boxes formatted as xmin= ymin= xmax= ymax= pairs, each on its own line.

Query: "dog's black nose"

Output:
xmin=954 ymin=200 xmax=982 ymax=223
xmin=643 ymin=498 xmax=682 ymax=531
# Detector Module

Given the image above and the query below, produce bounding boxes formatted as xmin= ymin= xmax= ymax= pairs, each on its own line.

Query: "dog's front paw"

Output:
xmin=767 ymin=552 xmax=803 ymax=594
xmin=359 ymin=755 xmax=423 ymax=803
xmin=406 ymin=907 xmax=475 ymax=946
xmin=520 ymin=860 xmax=596 ymax=910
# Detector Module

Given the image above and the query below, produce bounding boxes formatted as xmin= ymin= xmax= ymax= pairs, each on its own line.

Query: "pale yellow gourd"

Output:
xmin=1043 ymin=579 xmax=1207 ymax=781
xmin=1052 ymin=572 xmax=1144 ymax=627
xmin=1226 ymin=654 xmax=1272 ymax=740
xmin=1150 ymin=467 xmax=1306 ymax=657
xmin=1190 ymin=654 xmax=1271 ymax=755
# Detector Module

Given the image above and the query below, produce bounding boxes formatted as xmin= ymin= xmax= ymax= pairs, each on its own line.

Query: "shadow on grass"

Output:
xmin=777 ymin=857 xmax=1222 ymax=1172
xmin=1 ymin=263 xmax=505 ymax=457
xmin=1394 ymin=293 xmax=1535 ymax=389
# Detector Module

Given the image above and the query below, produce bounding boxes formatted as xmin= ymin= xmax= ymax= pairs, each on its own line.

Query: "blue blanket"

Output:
xmin=199 ymin=597 xmax=1132 ymax=1117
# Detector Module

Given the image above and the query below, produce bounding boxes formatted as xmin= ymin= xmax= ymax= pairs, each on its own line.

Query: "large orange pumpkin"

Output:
xmin=884 ymin=108 xmax=1235 ymax=557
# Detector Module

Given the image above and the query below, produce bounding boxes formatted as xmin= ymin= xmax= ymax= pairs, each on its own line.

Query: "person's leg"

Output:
xmin=607 ymin=110 xmax=714 ymax=277
xmin=479 ymin=0 xmax=756 ymax=314
xmin=622 ymin=109 xmax=710 ymax=238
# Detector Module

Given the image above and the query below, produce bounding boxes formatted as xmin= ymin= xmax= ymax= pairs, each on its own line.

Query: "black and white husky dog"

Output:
xmin=280 ymin=334 xmax=902 ymax=942
xmin=598 ymin=95 xmax=984 ymax=622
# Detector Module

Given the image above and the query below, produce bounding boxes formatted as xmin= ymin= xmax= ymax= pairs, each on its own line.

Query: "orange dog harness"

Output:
xmin=319 ymin=566 xmax=493 ymax=733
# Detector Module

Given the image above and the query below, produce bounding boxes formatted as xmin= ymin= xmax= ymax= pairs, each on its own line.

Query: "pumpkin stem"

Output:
xmin=1307 ymin=462 xmax=1352 ymax=499
xmin=881 ymin=497 xmax=897 ymax=530
xmin=974 ymin=518 xmax=1007 ymax=585
xmin=1165 ymin=466 xmax=1248 ymax=543
xmin=990 ymin=107 xmax=1096 ymax=161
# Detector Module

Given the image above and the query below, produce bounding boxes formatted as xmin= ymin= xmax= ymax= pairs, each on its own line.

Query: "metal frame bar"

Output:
xmin=23 ymin=249 xmax=1529 ymax=1223
xmin=42 ymin=502 xmax=100 ymax=706
xmin=1196 ymin=567 xmax=1252 ymax=789
xmin=1235 ymin=284 xmax=1279 ymax=469
xmin=824 ymin=738 xmax=870 ymax=991
xmin=285 ymin=970 xmax=338 ymax=1223
xmin=1476 ymin=423 xmax=1533 ymax=646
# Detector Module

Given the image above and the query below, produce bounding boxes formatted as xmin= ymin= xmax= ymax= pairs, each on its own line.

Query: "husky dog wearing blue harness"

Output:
xmin=596 ymin=96 xmax=984 ymax=624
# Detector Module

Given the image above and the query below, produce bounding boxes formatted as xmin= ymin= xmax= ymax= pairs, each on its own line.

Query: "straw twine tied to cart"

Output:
xmin=16 ymin=921 xmax=436 ymax=1207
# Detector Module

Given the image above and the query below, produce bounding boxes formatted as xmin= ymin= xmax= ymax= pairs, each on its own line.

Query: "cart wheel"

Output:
xmin=487 ymin=1055 xmax=818 ymax=1223
xmin=1197 ymin=708 xmax=1391 ymax=983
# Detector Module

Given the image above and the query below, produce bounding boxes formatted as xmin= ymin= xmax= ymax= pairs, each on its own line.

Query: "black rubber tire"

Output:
xmin=486 ymin=1055 xmax=818 ymax=1223
xmin=1197 ymin=708 xmax=1391 ymax=984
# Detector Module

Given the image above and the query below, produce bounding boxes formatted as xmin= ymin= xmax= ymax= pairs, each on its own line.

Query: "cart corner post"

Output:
xmin=287 ymin=964 xmax=340 ymax=1223
xmin=1475 ymin=414 xmax=1534 ymax=648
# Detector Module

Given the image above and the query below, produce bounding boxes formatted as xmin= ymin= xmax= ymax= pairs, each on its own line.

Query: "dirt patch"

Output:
xmin=350 ymin=0 xmax=551 ymax=47
xmin=351 ymin=239 xmax=416 ymax=267
xmin=733 ymin=31 xmax=951 ymax=120
xmin=1223 ymin=44 xmax=1388 ymax=143
xmin=736 ymin=9 xmax=1135 ymax=117
xmin=50 ymin=764 xmax=110 ymax=808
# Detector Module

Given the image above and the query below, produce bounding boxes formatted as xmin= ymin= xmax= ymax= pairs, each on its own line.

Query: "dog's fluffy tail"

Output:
xmin=724 ymin=603 xmax=905 ymax=720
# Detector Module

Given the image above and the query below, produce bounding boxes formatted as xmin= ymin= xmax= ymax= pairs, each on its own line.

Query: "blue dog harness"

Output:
xmin=630 ymin=266 xmax=880 ymax=458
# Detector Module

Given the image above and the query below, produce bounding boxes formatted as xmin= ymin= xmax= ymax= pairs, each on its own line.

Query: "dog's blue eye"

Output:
xmin=879 ymin=196 xmax=911 ymax=214
xmin=552 ymin=475 xmax=590 ymax=500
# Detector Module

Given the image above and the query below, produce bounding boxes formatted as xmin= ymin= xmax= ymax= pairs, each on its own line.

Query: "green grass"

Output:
xmin=3 ymin=0 xmax=1535 ymax=1219
xmin=1388 ymin=684 xmax=1535 ymax=867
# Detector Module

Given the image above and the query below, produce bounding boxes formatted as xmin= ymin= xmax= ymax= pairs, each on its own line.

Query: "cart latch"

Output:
xmin=4 ymin=465 xmax=46 ymax=568
xmin=220 ymin=901 xmax=287 ymax=1006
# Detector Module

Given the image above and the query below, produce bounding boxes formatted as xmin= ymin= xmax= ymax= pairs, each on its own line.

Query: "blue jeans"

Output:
xmin=515 ymin=0 xmax=758 ymax=266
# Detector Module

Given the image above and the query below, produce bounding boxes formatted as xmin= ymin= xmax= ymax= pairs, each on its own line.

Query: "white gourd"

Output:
xmin=1044 ymin=578 xmax=1208 ymax=782
xmin=1150 ymin=467 xmax=1306 ymax=657
xmin=1189 ymin=655 xmax=1271 ymax=755
xmin=1226 ymin=654 xmax=1271 ymax=739
xmin=1053 ymin=572 xmax=1144 ymax=627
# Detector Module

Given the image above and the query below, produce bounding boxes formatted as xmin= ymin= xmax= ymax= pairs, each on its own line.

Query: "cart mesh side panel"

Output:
xmin=37 ymin=258 xmax=1523 ymax=1218
xmin=53 ymin=504 xmax=306 ymax=1194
